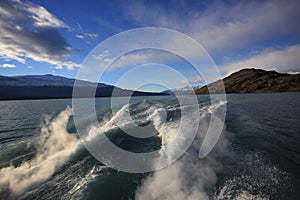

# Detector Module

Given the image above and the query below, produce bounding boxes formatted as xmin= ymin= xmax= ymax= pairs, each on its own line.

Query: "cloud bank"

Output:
xmin=0 ymin=0 xmax=80 ymax=70
xmin=222 ymin=45 xmax=300 ymax=75
xmin=123 ymin=0 xmax=300 ymax=74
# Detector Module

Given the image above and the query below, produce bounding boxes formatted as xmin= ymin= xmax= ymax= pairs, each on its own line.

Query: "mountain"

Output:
xmin=162 ymin=86 xmax=201 ymax=95
xmin=0 ymin=74 xmax=164 ymax=100
xmin=195 ymin=68 xmax=300 ymax=94
xmin=0 ymin=74 xmax=99 ymax=87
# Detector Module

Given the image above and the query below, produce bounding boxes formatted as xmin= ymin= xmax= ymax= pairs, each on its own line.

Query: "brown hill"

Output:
xmin=195 ymin=68 xmax=300 ymax=94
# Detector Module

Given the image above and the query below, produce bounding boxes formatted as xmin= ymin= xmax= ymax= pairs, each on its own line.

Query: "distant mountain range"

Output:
xmin=195 ymin=68 xmax=300 ymax=94
xmin=0 ymin=74 xmax=163 ymax=100
xmin=1 ymin=69 xmax=299 ymax=100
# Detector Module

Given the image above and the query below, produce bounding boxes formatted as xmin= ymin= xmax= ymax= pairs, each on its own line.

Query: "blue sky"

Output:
xmin=0 ymin=0 xmax=300 ymax=91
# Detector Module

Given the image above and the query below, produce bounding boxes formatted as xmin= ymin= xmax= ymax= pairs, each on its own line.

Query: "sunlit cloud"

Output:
xmin=0 ymin=0 xmax=80 ymax=70
xmin=1 ymin=63 xmax=16 ymax=68
xmin=55 ymin=61 xmax=81 ymax=71
xmin=180 ymin=75 xmax=204 ymax=84
xmin=221 ymin=44 xmax=300 ymax=75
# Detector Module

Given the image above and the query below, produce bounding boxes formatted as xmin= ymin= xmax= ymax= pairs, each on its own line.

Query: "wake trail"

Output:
xmin=0 ymin=99 xmax=227 ymax=199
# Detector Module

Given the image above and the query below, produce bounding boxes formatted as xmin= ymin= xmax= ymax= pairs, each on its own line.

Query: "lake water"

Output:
xmin=0 ymin=93 xmax=299 ymax=200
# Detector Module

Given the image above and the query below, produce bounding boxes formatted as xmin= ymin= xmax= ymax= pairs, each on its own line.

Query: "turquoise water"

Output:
xmin=0 ymin=93 xmax=299 ymax=199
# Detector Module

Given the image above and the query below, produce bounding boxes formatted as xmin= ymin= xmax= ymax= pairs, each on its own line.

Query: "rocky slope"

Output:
xmin=195 ymin=68 xmax=300 ymax=94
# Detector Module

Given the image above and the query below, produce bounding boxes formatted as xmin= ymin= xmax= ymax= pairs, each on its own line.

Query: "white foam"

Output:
xmin=68 ymin=165 xmax=108 ymax=196
xmin=0 ymin=107 xmax=79 ymax=198
xmin=0 ymin=99 xmax=227 ymax=199
xmin=136 ymin=101 xmax=228 ymax=200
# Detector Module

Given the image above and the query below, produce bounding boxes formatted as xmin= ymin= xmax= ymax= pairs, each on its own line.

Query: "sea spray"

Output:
xmin=135 ymin=101 xmax=228 ymax=200
xmin=0 ymin=99 xmax=227 ymax=199
xmin=84 ymin=103 xmax=165 ymax=142
xmin=0 ymin=107 xmax=79 ymax=199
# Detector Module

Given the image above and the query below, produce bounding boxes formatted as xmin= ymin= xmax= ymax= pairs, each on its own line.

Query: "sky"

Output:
xmin=0 ymin=0 xmax=300 ymax=91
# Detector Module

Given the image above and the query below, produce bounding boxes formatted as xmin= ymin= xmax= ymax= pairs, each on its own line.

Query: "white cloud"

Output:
xmin=221 ymin=44 xmax=300 ymax=75
xmin=115 ymin=53 xmax=152 ymax=68
xmin=190 ymin=1 xmax=300 ymax=53
xmin=94 ymin=50 xmax=111 ymax=60
xmin=181 ymin=75 xmax=204 ymax=84
xmin=76 ymin=34 xmax=85 ymax=39
xmin=75 ymin=22 xmax=99 ymax=40
xmin=1 ymin=63 xmax=16 ymax=68
xmin=93 ymin=49 xmax=180 ymax=70
xmin=86 ymin=33 xmax=99 ymax=38
xmin=55 ymin=61 xmax=81 ymax=71
xmin=0 ymin=0 xmax=80 ymax=70
xmin=15 ymin=1 xmax=68 ymax=28
xmin=123 ymin=0 xmax=300 ymax=73
xmin=76 ymin=33 xmax=99 ymax=40
xmin=126 ymin=1 xmax=300 ymax=53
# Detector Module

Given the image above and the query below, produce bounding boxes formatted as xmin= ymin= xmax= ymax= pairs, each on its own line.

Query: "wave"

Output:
xmin=135 ymin=100 xmax=228 ymax=200
xmin=0 ymin=101 xmax=164 ymax=198
xmin=68 ymin=165 xmax=108 ymax=196
xmin=214 ymin=150 xmax=290 ymax=200
xmin=84 ymin=102 xmax=166 ymax=141
xmin=0 ymin=98 xmax=227 ymax=199
xmin=0 ymin=107 xmax=79 ymax=199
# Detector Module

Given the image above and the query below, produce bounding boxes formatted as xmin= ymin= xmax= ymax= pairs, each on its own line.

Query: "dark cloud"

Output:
xmin=0 ymin=0 xmax=79 ymax=69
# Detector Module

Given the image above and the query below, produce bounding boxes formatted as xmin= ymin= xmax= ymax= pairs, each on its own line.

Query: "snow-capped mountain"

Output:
xmin=162 ymin=86 xmax=201 ymax=95
xmin=0 ymin=74 xmax=164 ymax=100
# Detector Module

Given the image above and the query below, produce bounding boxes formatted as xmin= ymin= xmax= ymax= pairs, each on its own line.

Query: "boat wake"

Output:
xmin=0 ymin=107 xmax=79 ymax=199
xmin=0 ymin=99 xmax=228 ymax=199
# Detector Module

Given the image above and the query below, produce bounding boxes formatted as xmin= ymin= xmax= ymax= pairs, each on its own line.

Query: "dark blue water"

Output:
xmin=217 ymin=93 xmax=300 ymax=199
xmin=0 ymin=93 xmax=299 ymax=200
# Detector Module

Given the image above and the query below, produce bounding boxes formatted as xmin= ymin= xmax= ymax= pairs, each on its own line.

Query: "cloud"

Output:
xmin=1 ymin=63 xmax=16 ymax=68
xmin=125 ymin=1 xmax=300 ymax=52
xmin=93 ymin=49 xmax=180 ymax=70
xmin=0 ymin=0 xmax=68 ymax=28
xmin=56 ymin=61 xmax=81 ymax=71
xmin=75 ymin=22 xmax=99 ymax=40
xmin=76 ymin=34 xmax=85 ymax=39
xmin=181 ymin=75 xmax=204 ymax=84
xmin=115 ymin=53 xmax=155 ymax=68
xmin=15 ymin=1 xmax=68 ymax=28
xmin=221 ymin=44 xmax=300 ymax=75
xmin=190 ymin=1 xmax=300 ymax=53
xmin=123 ymin=0 xmax=300 ymax=73
xmin=86 ymin=33 xmax=99 ymax=38
xmin=75 ymin=33 xmax=99 ymax=39
xmin=94 ymin=50 xmax=111 ymax=60
xmin=0 ymin=0 xmax=80 ymax=70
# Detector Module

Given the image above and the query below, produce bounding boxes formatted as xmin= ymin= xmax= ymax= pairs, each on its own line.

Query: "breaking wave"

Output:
xmin=0 ymin=99 xmax=227 ymax=199
xmin=0 ymin=107 xmax=79 ymax=199
xmin=135 ymin=100 xmax=228 ymax=200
